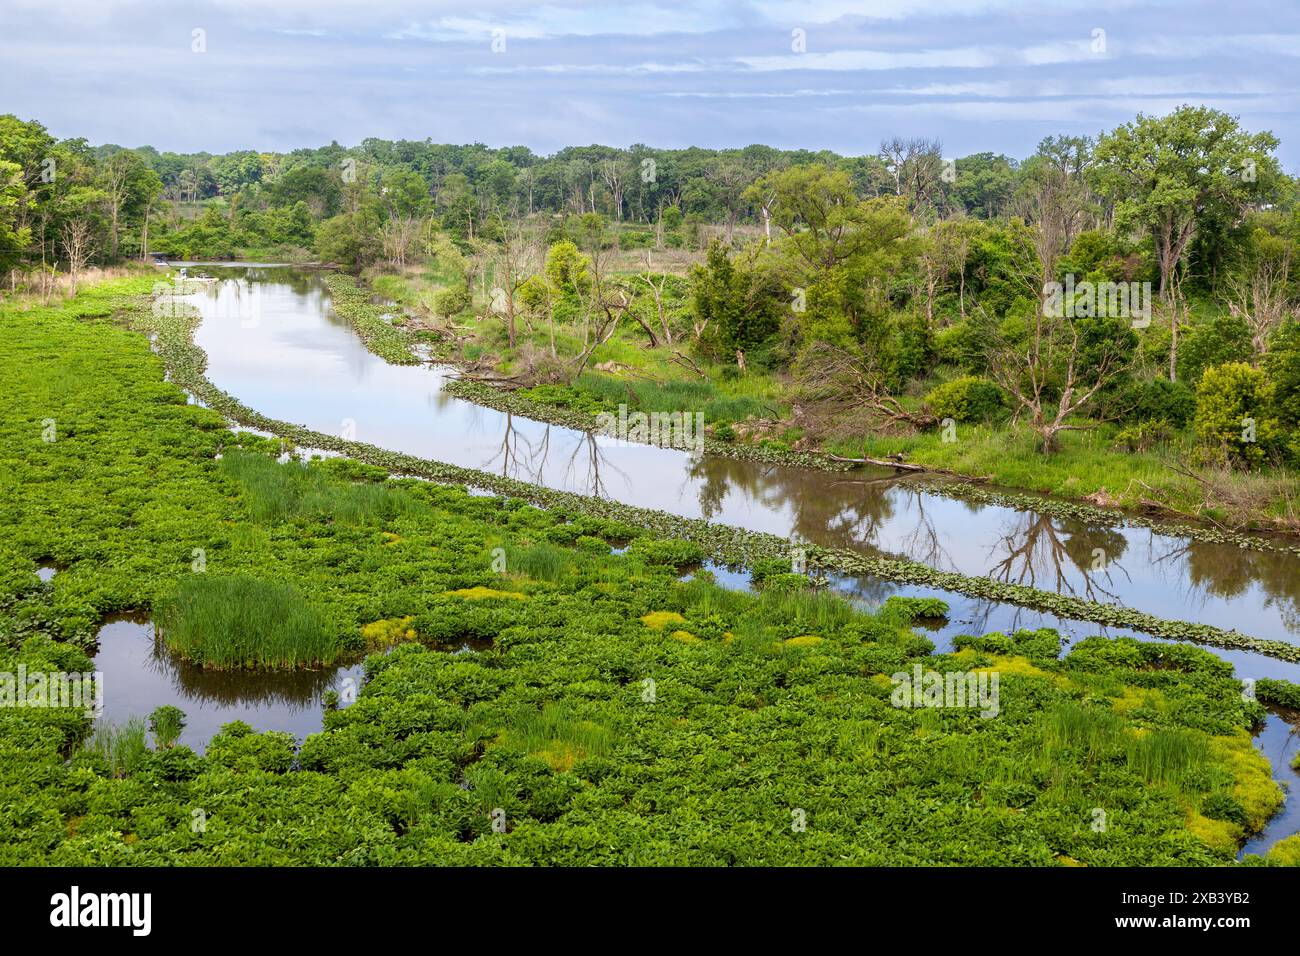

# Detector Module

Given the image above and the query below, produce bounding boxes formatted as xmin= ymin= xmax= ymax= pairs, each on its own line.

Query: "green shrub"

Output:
xmin=925 ymin=376 xmax=1005 ymax=423
xmin=1116 ymin=377 xmax=1196 ymax=427
xmin=1179 ymin=313 xmax=1252 ymax=383
xmin=1111 ymin=419 xmax=1173 ymax=453
xmin=1193 ymin=362 xmax=1281 ymax=467
xmin=432 ymin=283 xmax=472 ymax=319
xmin=891 ymin=313 xmax=934 ymax=383
xmin=933 ymin=321 xmax=985 ymax=374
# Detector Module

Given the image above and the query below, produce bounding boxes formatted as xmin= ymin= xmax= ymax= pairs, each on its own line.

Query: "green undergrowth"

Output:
xmin=1 ymin=278 xmax=1299 ymax=864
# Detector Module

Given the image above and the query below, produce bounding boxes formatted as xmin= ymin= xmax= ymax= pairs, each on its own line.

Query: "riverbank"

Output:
xmin=2 ymin=276 xmax=1298 ymax=865
xmin=132 ymin=276 xmax=1300 ymax=665
xmin=346 ymin=270 xmax=1300 ymax=547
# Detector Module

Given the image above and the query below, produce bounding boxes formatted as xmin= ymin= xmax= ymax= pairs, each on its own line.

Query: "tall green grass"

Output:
xmin=502 ymin=542 xmax=573 ymax=581
xmin=1042 ymin=702 xmax=1124 ymax=765
xmin=84 ymin=718 xmax=149 ymax=777
xmin=1126 ymin=727 xmax=1210 ymax=785
xmin=501 ymin=702 xmax=617 ymax=757
xmin=222 ymin=450 xmax=413 ymax=524
xmin=755 ymin=588 xmax=856 ymax=632
xmin=157 ymin=574 xmax=339 ymax=669
xmin=575 ymin=372 xmax=768 ymax=424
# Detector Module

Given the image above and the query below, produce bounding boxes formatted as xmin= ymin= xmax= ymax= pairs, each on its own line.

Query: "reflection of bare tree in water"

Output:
xmin=483 ymin=414 xmax=628 ymax=499
xmin=563 ymin=430 xmax=625 ymax=499
xmin=890 ymin=486 xmax=955 ymax=570
xmin=987 ymin=512 xmax=1129 ymax=603
xmin=484 ymin=412 xmax=529 ymax=478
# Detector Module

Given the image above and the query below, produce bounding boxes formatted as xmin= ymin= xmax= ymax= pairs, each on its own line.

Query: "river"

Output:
xmin=98 ymin=263 xmax=1298 ymax=852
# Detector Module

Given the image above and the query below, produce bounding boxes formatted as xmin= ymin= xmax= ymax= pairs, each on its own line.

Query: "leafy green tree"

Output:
xmin=0 ymin=160 xmax=31 ymax=276
xmin=1094 ymin=106 xmax=1279 ymax=299
xmin=315 ymin=209 xmax=381 ymax=272
xmin=951 ymin=152 xmax=1017 ymax=218
xmin=379 ymin=168 xmax=432 ymax=219
xmin=690 ymin=240 xmax=783 ymax=367
xmin=1264 ymin=321 xmax=1300 ymax=460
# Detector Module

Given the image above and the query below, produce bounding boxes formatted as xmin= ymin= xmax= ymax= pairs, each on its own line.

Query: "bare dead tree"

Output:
xmin=600 ymin=159 xmax=626 ymax=221
xmin=879 ymin=137 xmax=944 ymax=214
xmin=1011 ymin=163 xmax=1082 ymax=286
xmin=380 ymin=215 xmax=427 ymax=269
xmin=1224 ymin=245 xmax=1296 ymax=359
xmin=986 ymin=306 xmax=1130 ymax=453
xmin=100 ymin=154 xmax=130 ymax=260
xmin=60 ymin=218 xmax=92 ymax=297
xmin=797 ymin=340 xmax=938 ymax=433
xmin=491 ymin=214 xmax=544 ymax=347
xmin=568 ymin=285 xmax=629 ymax=382
xmin=637 ymin=249 xmax=674 ymax=346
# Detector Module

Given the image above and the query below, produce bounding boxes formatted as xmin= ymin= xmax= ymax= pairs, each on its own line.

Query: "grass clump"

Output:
xmin=83 ymin=718 xmax=149 ymax=778
xmin=157 ymin=574 xmax=340 ymax=669
xmin=480 ymin=702 xmax=618 ymax=772
xmin=221 ymin=449 xmax=413 ymax=525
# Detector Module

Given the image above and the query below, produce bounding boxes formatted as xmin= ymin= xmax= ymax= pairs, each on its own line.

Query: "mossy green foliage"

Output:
xmin=2 ymin=279 xmax=1297 ymax=865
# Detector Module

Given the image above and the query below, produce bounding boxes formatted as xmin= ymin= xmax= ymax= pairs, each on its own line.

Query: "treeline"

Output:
xmin=2 ymin=106 xmax=1298 ymax=475
xmin=0 ymin=114 xmax=1152 ymax=275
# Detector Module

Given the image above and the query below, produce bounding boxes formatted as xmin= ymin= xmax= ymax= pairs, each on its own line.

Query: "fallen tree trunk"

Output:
xmin=826 ymin=453 xmax=991 ymax=482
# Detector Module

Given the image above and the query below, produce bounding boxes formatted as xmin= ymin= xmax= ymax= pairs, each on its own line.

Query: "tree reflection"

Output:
xmin=481 ymin=414 xmax=626 ymax=499
xmin=987 ymin=512 xmax=1129 ymax=602
xmin=1182 ymin=540 xmax=1300 ymax=633
xmin=686 ymin=456 xmax=904 ymax=553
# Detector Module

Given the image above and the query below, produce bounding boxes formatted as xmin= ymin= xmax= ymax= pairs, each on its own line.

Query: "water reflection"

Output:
xmin=185 ymin=266 xmax=1300 ymax=648
xmin=93 ymin=616 xmax=362 ymax=753
xmin=1240 ymin=709 xmax=1300 ymax=858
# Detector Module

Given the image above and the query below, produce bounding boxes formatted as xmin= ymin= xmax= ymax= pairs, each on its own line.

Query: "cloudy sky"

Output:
xmin=3 ymin=0 xmax=1298 ymax=166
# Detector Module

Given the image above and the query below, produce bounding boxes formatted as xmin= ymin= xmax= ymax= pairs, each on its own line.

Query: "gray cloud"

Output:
xmin=1 ymin=0 xmax=1295 ymax=167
